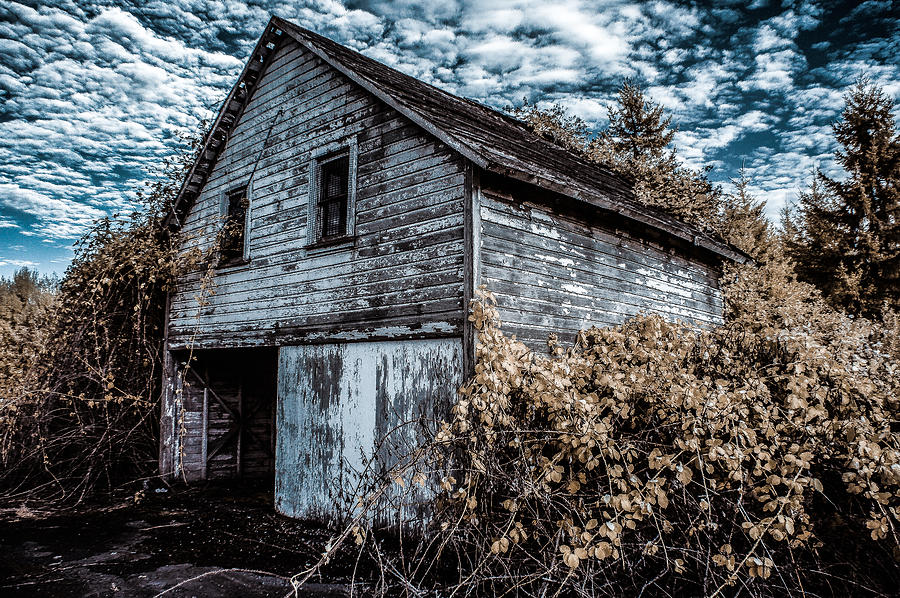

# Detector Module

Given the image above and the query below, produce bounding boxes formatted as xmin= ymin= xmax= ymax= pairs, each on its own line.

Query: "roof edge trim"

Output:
xmin=489 ymin=165 xmax=752 ymax=264
xmin=165 ymin=15 xmax=750 ymax=265
xmin=275 ymin=17 xmax=491 ymax=172
xmin=163 ymin=18 xmax=284 ymax=230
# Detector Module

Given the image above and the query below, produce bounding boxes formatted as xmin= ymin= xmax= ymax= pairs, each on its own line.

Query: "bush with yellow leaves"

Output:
xmin=0 ymin=136 xmax=203 ymax=505
xmin=426 ymin=287 xmax=899 ymax=597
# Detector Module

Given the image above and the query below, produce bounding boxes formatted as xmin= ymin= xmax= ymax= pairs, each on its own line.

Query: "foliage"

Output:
xmin=0 ymin=143 xmax=199 ymax=504
xmin=590 ymin=79 xmax=675 ymax=161
xmin=785 ymin=78 xmax=900 ymax=316
xmin=0 ymin=269 xmax=57 ymax=390
xmin=720 ymin=168 xmax=775 ymax=263
xmin=511 ymin=99 xmax=591 ymax=155
xmin=512 ymin=81 xmax=725 ymax=233
xmin=408 ymin=287 xmax=900 ymax=597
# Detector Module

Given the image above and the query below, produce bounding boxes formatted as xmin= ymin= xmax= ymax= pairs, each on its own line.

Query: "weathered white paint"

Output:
xmin=275 ymin=338 xmax=463 ymax=521
xmin=169 ymin=39 xmax=467 ymax=348
xmin=479 ymin=194 xmax=724 ymax=349
xmin=160 ymin=31 xmax=732 ymax=492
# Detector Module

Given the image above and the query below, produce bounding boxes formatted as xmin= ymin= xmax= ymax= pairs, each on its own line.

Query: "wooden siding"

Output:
xmin=478 ymin=193 xmax=724 ymax=349
xmin=275 ymin=338 xmax=463 ymax=521
xmin=168 ymin=39 xmax=466 ymax=349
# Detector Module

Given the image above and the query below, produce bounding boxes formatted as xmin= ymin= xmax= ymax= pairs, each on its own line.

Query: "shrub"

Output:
xmin=0 ymin=146 xmax=200 ymax=505
xmin=422 ymin=287 xmax=899 ymax=597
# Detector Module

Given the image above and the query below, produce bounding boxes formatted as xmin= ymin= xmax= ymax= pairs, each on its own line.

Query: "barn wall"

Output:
xmin=478 ymin=192 xmax=724 ymax=349
xmin=168 ymin=39 xmax=466 ymax=349
xmin=275 ymin=338 xmax=463 ymax=521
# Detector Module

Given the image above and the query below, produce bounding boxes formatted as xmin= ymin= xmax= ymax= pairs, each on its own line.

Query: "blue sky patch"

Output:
xmin=0 ymin=0 xmax=897 ymax=276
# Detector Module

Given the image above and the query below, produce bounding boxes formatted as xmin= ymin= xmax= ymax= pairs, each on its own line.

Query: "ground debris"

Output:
xmin=0 ymin=482 xmax=352 ymax=597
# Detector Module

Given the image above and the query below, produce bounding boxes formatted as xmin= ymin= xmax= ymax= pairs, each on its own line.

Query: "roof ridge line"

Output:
xmin=167 ymin=15 xmax=750 ymax=265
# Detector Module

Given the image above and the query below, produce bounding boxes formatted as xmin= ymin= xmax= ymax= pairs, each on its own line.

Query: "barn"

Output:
xmin=159 ymin=16 xmax=748 ymax=520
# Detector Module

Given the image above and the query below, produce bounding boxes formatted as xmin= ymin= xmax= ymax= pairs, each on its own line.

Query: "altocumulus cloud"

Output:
xmin=0 ymin=0 xmax=898 ymax=275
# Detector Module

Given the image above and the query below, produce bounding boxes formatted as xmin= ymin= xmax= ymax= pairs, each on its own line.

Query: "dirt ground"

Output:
xmin=0 ymin=482 xmax=355 ymax=597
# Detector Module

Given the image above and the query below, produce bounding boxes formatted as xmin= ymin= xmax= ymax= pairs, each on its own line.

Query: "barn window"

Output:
xmin=318 ymin=154 xmax=349 ymax=239
xmin=219 ymin=184 xmax=249 ymax=266
xmin=307 ymin=137 xmax=357 ymax=247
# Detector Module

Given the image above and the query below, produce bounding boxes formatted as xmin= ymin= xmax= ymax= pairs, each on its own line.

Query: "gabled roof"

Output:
xmin=166 ymin=16 xmax=749 ymax=264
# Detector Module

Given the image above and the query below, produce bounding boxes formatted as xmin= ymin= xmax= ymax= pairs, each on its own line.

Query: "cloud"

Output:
xmin=0 ymin=0 xmax=898 ymax=275
xmin=0 ymin=258 xmax=39 ymax=268
xmin=0 ymin=183 xmax=105 ymax=239
xmin=0 ymin=1 xmax=242 ymax=245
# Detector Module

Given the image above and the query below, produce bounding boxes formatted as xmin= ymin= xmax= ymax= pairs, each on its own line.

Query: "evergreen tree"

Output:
xmin=786 ymin=78 xmax=900 ymax=315
xmin=592 ymin=79 xmax=674 ymax=160
xmin=587 ymin=80 xmax=722 ymax=231
xmin=720 ymin=167 xmax=773 ymax=262
xmin=783 ymin=176 xmax=857 ymax=307
xmin=511 ymin=82 xmax=724 ymax=232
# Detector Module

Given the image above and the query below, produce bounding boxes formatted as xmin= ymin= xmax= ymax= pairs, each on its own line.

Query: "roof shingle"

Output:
xmin=167 ymin=16 xmax=749 ymax=264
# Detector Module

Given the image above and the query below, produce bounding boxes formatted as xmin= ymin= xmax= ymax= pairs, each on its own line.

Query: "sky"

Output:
xmin=0 ymin=0 xmax=898 ymax=277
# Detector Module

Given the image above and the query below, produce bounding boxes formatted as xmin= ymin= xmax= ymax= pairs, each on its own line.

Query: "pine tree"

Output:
xmin=720 ymin=167 xmax=773 ymax=262
xmin=783 ymin=176 xmax=856 ymax=307
xmin=786 ymin=78 xmax=900 ymax=315
xmin=587 ymin=80 xmax=722 ymax=231
xmin=593 ymin=80 xmax=674 ymax=161
xmin=510 ymin=82 xmax=723 ymax=233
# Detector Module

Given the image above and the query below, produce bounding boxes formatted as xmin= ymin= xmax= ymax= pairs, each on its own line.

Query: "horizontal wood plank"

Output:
xmin=170 ymin=40 xmax=467 ymax=347
xmin=478 ymin=195 xmax=723 ymax=352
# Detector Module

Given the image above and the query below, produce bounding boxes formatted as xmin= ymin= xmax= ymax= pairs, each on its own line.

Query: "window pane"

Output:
xmin=325 ymin=169 xmax=346 ymax=199
xmin=322 ymin=156 xmax=349 ymax=202
xmin=222 ymin=186 xmax=247 ymax=262
xmin=319 ymin=199 xmax=345 ymax=238
xmin=318 ymin=155 xmax=349 ymax=238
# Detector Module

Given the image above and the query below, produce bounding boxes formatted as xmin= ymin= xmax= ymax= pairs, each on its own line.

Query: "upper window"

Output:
xmin=219 ymin=185 xmax=248 ymax=265
xmin=318 ymin=154 xmax=350 ymax=239
xmin=307 ymin=137 xmax=358 ymax=247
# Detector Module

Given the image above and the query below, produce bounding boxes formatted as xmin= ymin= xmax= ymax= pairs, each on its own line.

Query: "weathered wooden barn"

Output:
xmin=159 ymin=16 xmax=748 ymax=519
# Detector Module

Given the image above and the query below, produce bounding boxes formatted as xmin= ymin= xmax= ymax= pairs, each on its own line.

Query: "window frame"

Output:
xmin=307 ymin=135 xmax=358 ymax=248
xmin=218 ymin=182 xmax=252 ymax=267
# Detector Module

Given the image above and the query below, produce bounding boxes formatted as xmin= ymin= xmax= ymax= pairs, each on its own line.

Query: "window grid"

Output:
xmin=318 ymin=156 xmax=349 ymax=239
xmin=221 ymin=185 xmax=248 ymax=264
xmin=306 ymin=136 xmax=357 ymax=247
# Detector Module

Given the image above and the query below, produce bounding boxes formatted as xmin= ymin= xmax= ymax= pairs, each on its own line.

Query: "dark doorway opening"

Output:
xmin=173 ymin=347 xmax=277 ymax=482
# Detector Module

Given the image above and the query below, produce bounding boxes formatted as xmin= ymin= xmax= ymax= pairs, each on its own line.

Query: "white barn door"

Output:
xmin=275 ymin=338 xmax=463 ymax=520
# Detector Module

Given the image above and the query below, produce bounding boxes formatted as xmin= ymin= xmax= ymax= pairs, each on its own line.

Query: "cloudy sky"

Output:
xmin=1 ymin=0 xmax=897 ymax=277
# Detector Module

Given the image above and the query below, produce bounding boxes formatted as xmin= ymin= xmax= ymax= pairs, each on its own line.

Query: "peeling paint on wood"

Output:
xmin=275 ymin=338 xmax=463 ymax=521
xmin=479 ymin=194 xmax=724 ymax=349
xmin=168 ymin=40 xmax=466 ymax=350
xmin=159 ymin=20 xmax=739 ymax=517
